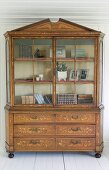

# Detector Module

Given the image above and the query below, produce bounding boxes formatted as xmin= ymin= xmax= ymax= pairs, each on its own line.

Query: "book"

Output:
xmin=57 ymin=93 xmax=77 ymax=104
xmin=34 ymin=94 xmax=46 ymax=104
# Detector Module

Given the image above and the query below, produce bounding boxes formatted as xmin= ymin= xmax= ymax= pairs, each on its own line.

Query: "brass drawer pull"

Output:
xmin=30 ymin=140 xmax=40 ymax=144
xmin=71 ymin=140 xmax=80 ymax=145
xmin=71 ymin=127 xmax=80 ymax=131
xmin=30 ymin=116 xmax=38 ymax=119
xmin=30 ymin=128 xmax=38 ymax=132
xmin=71 ymin=115 xmax=79 ymax=119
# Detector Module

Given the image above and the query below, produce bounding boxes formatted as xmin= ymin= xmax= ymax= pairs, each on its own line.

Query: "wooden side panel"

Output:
xmin=95 ymin=110 xmax=103 ymax=152
xmin=5 ymin=110 xmax=14 ymax=152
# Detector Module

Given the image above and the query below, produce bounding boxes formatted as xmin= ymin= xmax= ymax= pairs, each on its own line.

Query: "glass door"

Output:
xmin=14 ymin=38 xmax=53 ymax=105
xmin=56 ymin=38 xmax=95 ymax=106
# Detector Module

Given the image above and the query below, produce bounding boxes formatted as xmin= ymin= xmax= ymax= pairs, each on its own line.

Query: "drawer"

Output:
xmin=56 ymin=138 xmax=95 ymax=150
xmin=14 ymin=138 xmax=56 ymax=151
xmin=14 ymin=125 xmax=55 ymax=137
xmin=14 ymin=112 xmax=55 ymax=124
xmin=56 ymin=125 xmax=95 ymax=137
xmin=56 ymin=112 xmax=95 ymax=123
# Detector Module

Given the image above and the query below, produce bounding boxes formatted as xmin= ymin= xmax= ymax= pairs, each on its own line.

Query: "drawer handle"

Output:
xmin=71 ymin=115 xmax=78 ymax=119
xmin=30 ymin=140 xmax=40 ymax=144
xmin=31 ymin=116 xmax=38 ymax=119
xmin=71 ymin=127 xmax=80 ymax=131
xmin=71 ymin=140 xmax=80 ymax=145
xmin=30 ymin=128 xmax=38 ymax=132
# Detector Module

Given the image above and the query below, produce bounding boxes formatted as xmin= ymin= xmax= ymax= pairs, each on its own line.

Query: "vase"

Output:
xmin=57 ymin=71 xmax=67 ymax=81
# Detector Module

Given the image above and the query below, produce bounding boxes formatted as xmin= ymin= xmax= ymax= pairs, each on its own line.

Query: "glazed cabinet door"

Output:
xmin=13 ymin=38 xmax=53 ymax=105
xmin=55 ymin=38 xmax=96 ymax=106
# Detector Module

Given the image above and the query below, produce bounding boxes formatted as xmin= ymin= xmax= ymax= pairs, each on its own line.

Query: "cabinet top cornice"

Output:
xmin=4 ymin=18 xmax=104 ymax=37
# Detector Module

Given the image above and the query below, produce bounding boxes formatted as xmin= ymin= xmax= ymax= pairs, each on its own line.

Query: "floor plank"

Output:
xmin=2 ymin=152 xmax=36 ymax=170
xmin=63 ymin=152 xmax=78 ymax=170
xmin=97 ymin=150 xmax=109 ymax=170
xmin=34 ymin=152 xmax=64 ymax=170
xmin=64 ymin=152 xmax=103 ymax=170
xmin=0 ymin=153 xmax=8 ymax=170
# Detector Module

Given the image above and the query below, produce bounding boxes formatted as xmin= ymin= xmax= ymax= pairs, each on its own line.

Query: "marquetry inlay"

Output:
xmin=57 ymin=138 xmax=95 ymax=150
xmin=56 ymin=113 xmax=95 ymax=123
xmin=14 ymin=113 xmax=55 ymax=123
xmin=14 ymin=138 xmax=55 ymax=150
xmin=56 ymin=125 xmax=95 ymax=136
xmin=14 ymin=125 xmax=55 ymax=137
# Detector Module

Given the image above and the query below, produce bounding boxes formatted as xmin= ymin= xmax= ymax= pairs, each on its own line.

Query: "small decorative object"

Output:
xmin=39 ymin=74 xmax=43 ymax=80
xmin=34 ymin=48 xmax=41 ymax=58
xmin=56 ymin=46 xmax=66 ymax=58
xmin=34 ymin=49 xmax=45 ymax=58
xmin=57 ymin=62 xmax=67 ymax=81
xmin=69 ymin=70 xmax=79 ymax=80
xmin=36 ymin=76 xmax=40 ymax=81
xmin=49 ymin=46 xmax=65 ymax=58
xmin=79 ymin=69 xmax=88 ymax=80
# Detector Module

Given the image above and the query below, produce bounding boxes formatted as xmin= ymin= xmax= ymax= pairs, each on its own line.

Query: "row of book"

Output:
xmin=78 ymin=94 xmax=93 ymax=104
xmin=57 ymin=94 xmax=93 ymax=104
xmin=34 ymin=94 xmax=52 ymax=104
xmin=21 ymin=94 xmax=52 ymax=104
xmin=18 ymin=45 xmax=33 ymax=58
xmin=21 ymin=94 xmax=93 ymax=105
xmin=21 ymin=96 xmax=35 ymax=104
xmin=71 ymin=49 xmax=87 ymax=58
xmin=57 ymin=93 xmax=78 ymax=104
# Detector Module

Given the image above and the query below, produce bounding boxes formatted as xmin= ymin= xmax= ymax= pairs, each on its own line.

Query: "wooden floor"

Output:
xmin=0 ymin=143 xmax=109 ymax=170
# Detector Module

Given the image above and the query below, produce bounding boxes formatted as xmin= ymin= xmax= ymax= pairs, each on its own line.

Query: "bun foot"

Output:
xmin=95 ymin=153 xmax=101 ymax=158
xmin=8 ymin=153 xmax=14 ymax=158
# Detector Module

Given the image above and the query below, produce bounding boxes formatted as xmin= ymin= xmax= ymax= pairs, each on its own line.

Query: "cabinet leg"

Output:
xmin=8 ymin=153 xmax=14 ymax=158
xmin=95 ymin=153 xmax=101 ymax=158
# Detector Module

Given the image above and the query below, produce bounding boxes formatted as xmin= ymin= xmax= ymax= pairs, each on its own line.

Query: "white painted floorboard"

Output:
xmin=34 ymin=153 xmax=64 ymax=170
xmin=0 ymin=143 xmax=109 ymax=170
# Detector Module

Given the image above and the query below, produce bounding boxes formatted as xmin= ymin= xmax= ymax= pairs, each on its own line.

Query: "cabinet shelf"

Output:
xmin=56 ymin=80 xmax=94 ymax=84
xmin=15 ymin=58 xmax=52 ymax=62
xmin=15 ymin=79 xmax=52 ymax=84
xmin=56 ymin=57 xmax=94 ymax=62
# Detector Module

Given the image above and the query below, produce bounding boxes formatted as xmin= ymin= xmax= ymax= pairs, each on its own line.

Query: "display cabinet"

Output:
xmin=4 ymin=18 xmax=104 ymax=158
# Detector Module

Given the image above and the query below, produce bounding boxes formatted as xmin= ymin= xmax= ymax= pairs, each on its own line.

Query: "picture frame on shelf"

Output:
xmin=49 ymin=46 xmax=66 ymax=58
xmin=56 ymin=46 xmax=66 ymax=58
xmin=79 ymin=69 xmax=88 ymax=80
xmin=69 ymin=70 xmax=79 ymax=80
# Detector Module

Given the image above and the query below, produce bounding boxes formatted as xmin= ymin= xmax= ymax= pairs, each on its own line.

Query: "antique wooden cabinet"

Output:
xmin=4 ymin=18 xmax=104 ymax=158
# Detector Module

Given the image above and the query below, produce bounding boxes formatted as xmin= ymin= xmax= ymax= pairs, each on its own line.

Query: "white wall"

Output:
xmin=0 ymin=21 xmax=109 ymax=152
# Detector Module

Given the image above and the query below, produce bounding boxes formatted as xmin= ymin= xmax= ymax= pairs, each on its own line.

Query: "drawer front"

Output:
xmin=56 ymin=112 xmax=95 ymax=123
xmin=14 ymin=112 xmax=55 ymax=123
xmin=14 ymin=138 xmax=55 ymax=151
xmin=56 ymin=125 xmax=95 ymax=137
xmin=57 ymin=138 xmax=95 ymax=150
xmin=14 ymin=125 xmax=55 ymax=137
